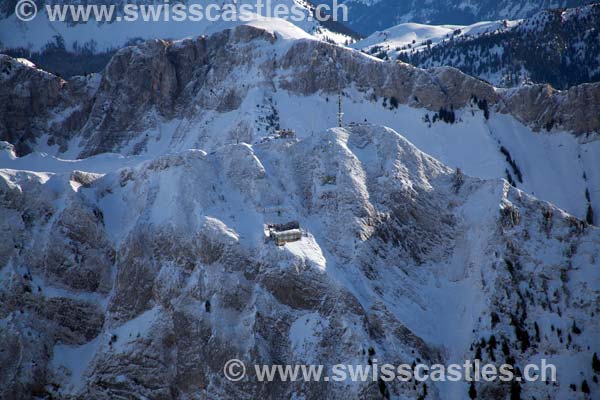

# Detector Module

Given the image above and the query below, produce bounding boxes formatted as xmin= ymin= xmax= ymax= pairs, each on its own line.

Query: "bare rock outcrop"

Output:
xmin=501 ymin=82 xmax=600 ymax=135
xmin=0 ymin=56 xmax=95 ymax=155
xmin=2 ymin=24 xmax=599 ymax=158
xmin=0 ymin=125 xmax=598 ymax=399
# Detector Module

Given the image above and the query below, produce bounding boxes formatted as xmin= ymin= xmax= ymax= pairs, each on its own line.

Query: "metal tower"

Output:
xmin=337 ymin=91 xmax=343 ymax=128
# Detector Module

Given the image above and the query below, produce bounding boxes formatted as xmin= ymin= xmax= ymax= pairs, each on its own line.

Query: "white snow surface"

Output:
xmin=0 ymin=0 xmax=349 ymax=52
xmin=1 ymin=22 xmax=600 ymax=399
xmin=3 ymin=88 xmax=598 ymax=222
xmin=2 ymin=123 xmax=599 ymax=399
xmin=353 ymin=19 xmax=520 ymax=59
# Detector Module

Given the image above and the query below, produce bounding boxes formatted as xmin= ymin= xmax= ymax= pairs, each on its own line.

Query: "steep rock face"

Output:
xmin=0 ymin=171 xmax=108 ymax=398
xmin=2 ymin=24 xmax=599 ymax=159
xmin=0 ymin=56 xmax=65 ymax=155
xmin=77 ymin=26 xmax=278 ymax=157
xmin=501 ymin=82 xmax=600 ymax=135
xmin=0 ymin=55 xmax=97 ymax=155
xmin=0 ymin=125 xmax=598 ymax=399
xmin=278 ymin=40 xmax=498 ymax=110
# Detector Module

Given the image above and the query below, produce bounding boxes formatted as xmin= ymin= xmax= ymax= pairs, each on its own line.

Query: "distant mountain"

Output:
xmin=0 ymin=0 xmax=358 ymax=77
xmin=316 ymin=0 xmax=589 ymax=35
xmin=353 ymin=20 xmax=517 ymax=60
xmin=355 ymin=4 xmax=600 ymax=89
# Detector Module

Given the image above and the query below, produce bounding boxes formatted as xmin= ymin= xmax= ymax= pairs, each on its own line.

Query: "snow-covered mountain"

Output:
xmin=353 ymin=20 xmax=519 ymax=68
xmin=357 ymin=4 xmax=600 ymax=89
xmin=314 ymin=0 xmax=589 ymax=35
xmin=1 ymin=19 xmax=600 ymax=399
xmin=0 ymin=0 xmax=357 ymax=77
xmin=352 ymin=20 xmax=518 ymax=56
xmin=2 ymin=20 xmax=599 ymax=221
xmin=2 ymin=121 xmax=600 ymax=399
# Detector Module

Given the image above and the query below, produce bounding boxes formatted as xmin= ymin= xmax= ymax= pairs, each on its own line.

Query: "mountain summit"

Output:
xmin=1 ymin=19 xmax=599 ymax=400
xmin=2 ymin=122 xmax=599 ymax=398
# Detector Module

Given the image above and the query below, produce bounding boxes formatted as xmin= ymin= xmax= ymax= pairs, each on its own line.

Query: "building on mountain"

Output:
xmin=266 ymin=221 xmax=302 ymax=245
xmin=271 ymin=229 xmax=303 ymax=246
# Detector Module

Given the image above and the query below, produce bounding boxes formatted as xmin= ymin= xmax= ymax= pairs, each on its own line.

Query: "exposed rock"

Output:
xmin=501 ymin=82 xmax=600 ymax=135
xmin=1 ymin=25 xmax=599 ymax=159
xmin=1 ymin=125 xmax=597 ymax=399
xmin=0 ymin=55 xmax=94 ymax=155
xmin=1 ymin=22 xmax=599 ymax=400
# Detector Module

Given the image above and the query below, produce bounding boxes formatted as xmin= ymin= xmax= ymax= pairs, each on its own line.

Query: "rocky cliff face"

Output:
xmin=1 ymin=24 xmax=599 ymax=159
xmin=1 ymin=125 xmax=598 ymax=399
xmin=1 ymin=22 xmax=600 ymax=399
xmin=500 ymin=82 xmax=600 ymax=135
xmin=3 ymin=23 xmax=600 ymax=224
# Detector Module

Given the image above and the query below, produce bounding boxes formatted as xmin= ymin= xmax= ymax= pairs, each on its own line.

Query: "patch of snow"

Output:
xmin=51 ymin=336 xmax=101 ymax=395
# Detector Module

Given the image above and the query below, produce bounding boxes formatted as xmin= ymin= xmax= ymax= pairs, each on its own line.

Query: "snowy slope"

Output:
xmin=2 ymin=19 xmax=599 ymax=224
xmin=353 ymin=20 xmax=518 ymax=60
xmin=1 ymin=124 xmax=599 ymax=399
xmin=4 ymin=98 xmax=598 ymax=226
xmin=364 ymin=4 xmax=600 ymax=89
xmin=0 ymin=0 xmax=353 ymax=52
xmin=312 ymin=0 xmax=589 ymax=35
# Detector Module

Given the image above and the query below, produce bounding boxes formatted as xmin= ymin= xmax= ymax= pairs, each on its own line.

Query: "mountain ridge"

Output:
xmin=357 ymin=4 xmax=600 ymax=89
xmin=1 ymin=21 xmax=600 ymax=225
xmin=315 ymin=0 xmax=590 ymax=35
xmin=1 ymin=122 xmax=599 ymax=398
xmin=2 ymin=24 xmax=600 ymax=155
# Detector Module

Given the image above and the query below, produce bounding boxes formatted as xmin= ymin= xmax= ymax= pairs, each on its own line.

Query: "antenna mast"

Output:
xmin=337 ymin=91 xmax=343 ymax=127
xmin=333 ymin=48 xmax=344 ymax=128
